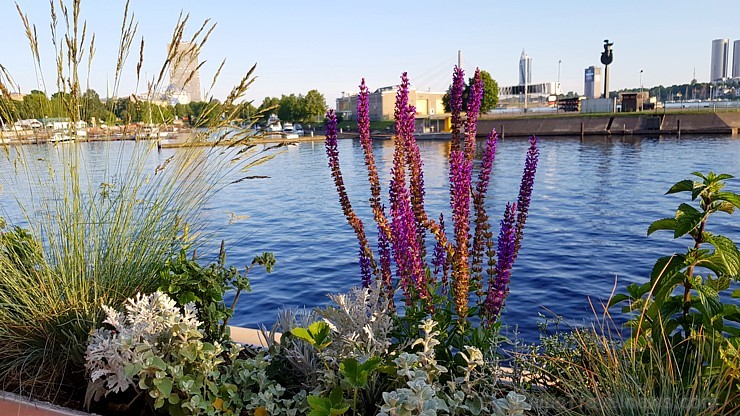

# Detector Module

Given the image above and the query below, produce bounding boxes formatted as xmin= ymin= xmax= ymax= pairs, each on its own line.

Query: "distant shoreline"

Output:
xmin=3 ymin=111 xmax=740 ymax=147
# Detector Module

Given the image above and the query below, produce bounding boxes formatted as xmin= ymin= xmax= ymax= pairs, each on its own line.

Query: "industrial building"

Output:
xmin=335 ymin=87 xmax=445 ymax=121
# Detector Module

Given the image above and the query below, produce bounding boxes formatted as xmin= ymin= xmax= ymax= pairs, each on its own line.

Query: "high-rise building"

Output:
xmin=733 ymin=40 xmax=740 ymax=79
xmin=710 ymin=38 xmax=729 ymax=82
xmin=168 ymin=41 xmax=202 ymax=103
xmin=584 ymin=66 xmax=602 ymax=99
xmin=519 ymin=49 xmax=532 ymax=86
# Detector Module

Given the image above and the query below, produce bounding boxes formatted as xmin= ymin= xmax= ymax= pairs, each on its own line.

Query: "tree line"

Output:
xmin=0 ymin=88 xmax=328 ymax=127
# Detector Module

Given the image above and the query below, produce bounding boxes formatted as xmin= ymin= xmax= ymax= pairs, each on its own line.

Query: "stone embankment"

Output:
xmin=478 ymin=112 xmax=740 ymax=138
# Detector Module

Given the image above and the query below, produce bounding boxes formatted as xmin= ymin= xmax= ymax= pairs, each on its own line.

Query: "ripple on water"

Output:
xmin=2 ymin=136 xmax=740 ymax=342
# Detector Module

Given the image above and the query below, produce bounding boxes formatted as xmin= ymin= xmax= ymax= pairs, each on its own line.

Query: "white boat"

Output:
xmin=265 ymin=114 xmax=282 ymax=133
xmin=282 ymin=122 xmax=299 ymax=139
xmin=49 ymin=131 xmax=75 ymax=143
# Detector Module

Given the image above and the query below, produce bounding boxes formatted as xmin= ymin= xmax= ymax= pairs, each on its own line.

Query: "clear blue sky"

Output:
xmin=2 ymin=0 xmax=739 ymax=108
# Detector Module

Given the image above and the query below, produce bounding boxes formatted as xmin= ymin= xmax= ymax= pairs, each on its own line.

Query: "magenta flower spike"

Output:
xmin=484 ymin=202 xmax=518 ymax=324
xmin=325 ymin=109 xmax=375 ymax=287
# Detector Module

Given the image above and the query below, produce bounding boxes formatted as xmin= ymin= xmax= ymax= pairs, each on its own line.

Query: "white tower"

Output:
xmin=519 ymin=49 xmax=532 ymax=86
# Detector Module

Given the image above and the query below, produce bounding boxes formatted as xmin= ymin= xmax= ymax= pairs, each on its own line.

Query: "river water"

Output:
xmin=2 ymin=135 xmax=739 ymax=341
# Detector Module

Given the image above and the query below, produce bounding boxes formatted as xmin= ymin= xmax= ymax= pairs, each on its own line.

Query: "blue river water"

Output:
xmin=2 ymin=135 xmax=739 ymax=342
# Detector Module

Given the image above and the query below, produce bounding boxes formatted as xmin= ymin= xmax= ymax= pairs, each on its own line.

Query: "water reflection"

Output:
xmin=1 ymin=136 xmax=740 ymax=342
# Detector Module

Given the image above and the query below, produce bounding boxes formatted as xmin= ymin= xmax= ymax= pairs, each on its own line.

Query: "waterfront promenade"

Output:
xmin=3 ymin=111 xmax=740 ymax=146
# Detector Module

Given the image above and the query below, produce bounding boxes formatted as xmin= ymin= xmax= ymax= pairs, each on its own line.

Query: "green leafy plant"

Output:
xmin=307 ymin=387 xmax=350 ymax=416
xmin=610 ymin=171 xmax=740 ymax=405
xmin=160 ymin=242 xmax=275 ymax=342
xmin=340 ymin=357 xmax=382 ymax=414
xmin=291 ymin=321 xmax=333 ymax=351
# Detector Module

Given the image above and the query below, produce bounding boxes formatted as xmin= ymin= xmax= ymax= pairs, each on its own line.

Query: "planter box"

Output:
xmin=0 ymin=390 xmax=98 ymax=416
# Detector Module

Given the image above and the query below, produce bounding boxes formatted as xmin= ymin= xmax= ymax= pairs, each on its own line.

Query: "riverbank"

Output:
xmin=3 ymin=111 xmax=740 ymax=147
xmin=477 ymin=111 xmax=740 ymax=137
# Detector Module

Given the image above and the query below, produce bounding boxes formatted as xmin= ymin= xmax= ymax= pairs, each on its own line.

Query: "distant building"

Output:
xmin=710 ymin=38 xmax=729 ymax=82
xmin=499 ymin=82 xmax=558 ymax=97
xmin=733 ymin=40 xmax=740 ymax=79
xmin=335 ymin=87 xmax=445 ymax=121
xmin=168 ymin=41 xmax=202 ymax=103
xmin=584 ymin=66 xmax=602 ymax=99
xmin=519 ymin=49 xmax=532 ymax=86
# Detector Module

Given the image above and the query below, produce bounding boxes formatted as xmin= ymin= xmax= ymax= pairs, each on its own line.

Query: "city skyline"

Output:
xmin=1 ymin=0 xmax=739 ymax=108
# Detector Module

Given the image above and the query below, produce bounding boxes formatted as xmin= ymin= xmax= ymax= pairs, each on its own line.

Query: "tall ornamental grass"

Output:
xmin=0 ymin=0 xmax=277 ymax=400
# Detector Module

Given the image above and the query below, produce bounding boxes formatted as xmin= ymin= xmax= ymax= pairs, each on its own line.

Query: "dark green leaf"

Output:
xmin=329 ymin=387 xmax=344 ymax=406
xmin=699 ymin=234 xmax=740 ymax=279
xmin=658 ymin=296 xmax=684 ymax=318
xmin=714 ymin=173 xmax=735 ymax=181
xmin=608 ymin=293 xmax=631 ymax=307
xmin=666 ymin=180 xmax=694 ymax=194
xmin=653 ymin=273 xmax=685 ymax=305
xmin=692 ymin=185 xmax=707 ymax=201
xmin=626 ymin=282 xmax=651 ymax=299
xmin=706 ymin=274 xmax=731 ymax=292
xmin=694 ymin=283 xmax=723 ymax=318
xmin=651 ymin=255 xmax=685 ymax=285
xmin=716 ymin=191 xmax=740 ymax=209
xmin=307 ymin=396 xmax=331 ymax=416
xmin=674 ymin=203 xmax=703 ymax=238
xmin=647 ymin=218 xmax=677 ymax=236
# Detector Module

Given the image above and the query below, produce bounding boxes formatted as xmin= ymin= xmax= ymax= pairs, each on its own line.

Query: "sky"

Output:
xmin=1 ymin=0 xmax=739 ymax=108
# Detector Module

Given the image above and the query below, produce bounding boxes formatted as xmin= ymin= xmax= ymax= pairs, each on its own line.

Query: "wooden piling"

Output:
xmin=677 ymin=119 xmax=681 ymax=139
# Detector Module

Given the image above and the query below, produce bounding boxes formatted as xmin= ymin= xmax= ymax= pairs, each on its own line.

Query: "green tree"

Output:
xmin=442 ymin=70 xmax=498 ymax=114
xmin=81 ymin=89 xmax=113 ymax=125
xmin=277 ymin=94 xmax=303 ymax=122
xmin=302 ymin=89 xmax=327 ymax=123
xmin=21 ymin=90 xmax=50 ymax=119
xmin=477 ymin=70 xmax=499 ymax=113
xmin=173 ymin=103 xmax=193 ymax=123
xmin=234 ymin=101 xmax=257 ymax=124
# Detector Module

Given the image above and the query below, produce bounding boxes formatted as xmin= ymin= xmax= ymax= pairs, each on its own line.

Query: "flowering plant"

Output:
xmin=325 ymin=67 xmax=539 ymax=341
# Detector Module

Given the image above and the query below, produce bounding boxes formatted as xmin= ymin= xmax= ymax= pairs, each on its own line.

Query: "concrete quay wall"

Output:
xmin=477 ymin=112 xmax=740 ymax=137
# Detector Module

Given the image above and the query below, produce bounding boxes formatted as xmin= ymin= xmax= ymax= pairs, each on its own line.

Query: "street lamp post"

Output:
xmin=557 ymin=59 xmax=562 ymax=94
xmin=639 ymin=69 xmax=644 ymax=111
xmin=556 ymin=60 xmax=562 ymax=113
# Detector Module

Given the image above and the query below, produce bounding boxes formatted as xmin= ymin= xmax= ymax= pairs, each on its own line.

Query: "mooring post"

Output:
xmin=580 ymin=122 xmax=584 ymax=141
xmin=501 ymin=125 xmax=505 ymax=139
xmin=677 ymin=119 xmax=681 ymax=139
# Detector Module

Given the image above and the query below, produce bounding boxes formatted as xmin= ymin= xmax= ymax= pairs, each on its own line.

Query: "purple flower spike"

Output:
xmin=514 ymin=136 xmax=539 ymax=256
xmin=485 ymin=202 xmax=518 ymax=324
xmin=464 ymin=69 xmax=484 ymax=160
xmin=450 ymin=66 xmax=465 ymax=152
xmin=471 ymin=129 xmax=499 ymax=290
xmin=325 ymin=109 xmax=376 ymax=287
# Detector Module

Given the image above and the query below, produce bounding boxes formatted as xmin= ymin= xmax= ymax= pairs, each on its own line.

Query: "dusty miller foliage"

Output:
xmin=316 ymin=279 xmax=394 ymax=360
xmin=85 ymin=291 xmax=204 ymax=403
